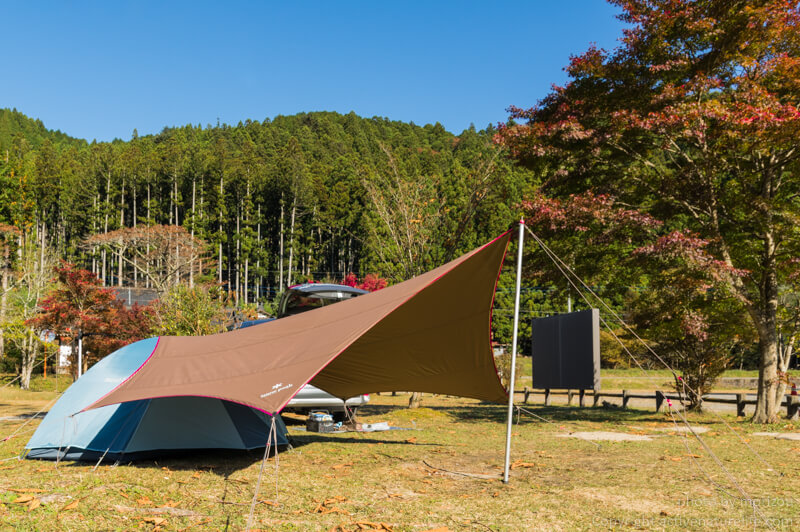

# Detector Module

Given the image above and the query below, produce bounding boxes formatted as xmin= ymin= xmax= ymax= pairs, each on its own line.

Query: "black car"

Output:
xmin=277 ymin=283 xmax=368 ymax=318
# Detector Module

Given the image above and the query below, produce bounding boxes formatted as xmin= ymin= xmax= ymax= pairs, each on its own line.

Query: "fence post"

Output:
xmin=622 ymin=390 xmax=630 ymax=409
xmin=787 ymin=395 xmax=800 ymax=420
xmin=544 ymin=389 xmax=551 ymax=406
xmin=579 ymin=389 xmax=586 ymax=408
xmin=567 ymin=390 xmax=574 ymax=406
xmin=655 ymin=391 xmax=665 ymax=412
xmin=593 ymin=391 xmax=601 ymax=407
xmin=523 ymin=387 xmax=530 ymax=404
xmin=736 ymin=393 xmax=746 ymax=417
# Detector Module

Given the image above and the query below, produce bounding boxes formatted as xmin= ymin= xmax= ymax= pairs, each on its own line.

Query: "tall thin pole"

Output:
xmin=503 ymin=219 xmax=525 ymax=483
xmin=77 ymin=333 xmax=83 ymax=379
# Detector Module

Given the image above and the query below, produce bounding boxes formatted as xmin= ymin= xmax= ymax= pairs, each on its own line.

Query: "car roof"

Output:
xmin=286 ymin=283 xmax=368 ymax=295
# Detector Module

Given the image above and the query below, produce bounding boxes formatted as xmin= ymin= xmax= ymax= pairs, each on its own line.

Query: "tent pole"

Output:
xmin=503 ymin=219 xmax=525 ymax=484
xmin=77 ymin=332 xmax=83 ymax=379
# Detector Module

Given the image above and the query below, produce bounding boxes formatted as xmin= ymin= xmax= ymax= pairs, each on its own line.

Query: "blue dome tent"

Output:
xmin=25 ymin=337 xmax=288 ymax=461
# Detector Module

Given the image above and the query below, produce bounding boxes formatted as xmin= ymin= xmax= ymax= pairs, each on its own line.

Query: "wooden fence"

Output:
xmin=514 ymin=388 xmax=800 ymax=419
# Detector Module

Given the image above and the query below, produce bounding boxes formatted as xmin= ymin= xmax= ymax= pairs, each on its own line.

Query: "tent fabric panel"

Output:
xmin=311 ymin=231 xmax=509 ymax=403
xmin=222 ymin=401 xmax=289 ymax=448
xmin=82 ymin=400 xmax=149 ymax=453
xmin=25 ymin=338 xmax=157 ymax=451
xmin=88 ymin=231 xmax=512 ymax=414
xmin=124 ymin=396 xmax=246 ymax=452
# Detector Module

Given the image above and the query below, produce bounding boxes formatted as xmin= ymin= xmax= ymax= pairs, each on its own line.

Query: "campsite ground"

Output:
xmin=1 ymin=377 xmax=800 ymax=531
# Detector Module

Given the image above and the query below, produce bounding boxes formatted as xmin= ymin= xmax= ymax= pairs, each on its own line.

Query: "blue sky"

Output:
xmin=3 ymin=1 xmax=627 ymax=142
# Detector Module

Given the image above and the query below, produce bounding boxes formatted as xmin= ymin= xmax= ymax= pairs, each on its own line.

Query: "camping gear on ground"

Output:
xmin=25 ymin=337 xmax=289 ymax=461
xmin=85 ymin=230 xmax=512 ymax=417
xmin=306 ymin=411 xmax=335 ymax=433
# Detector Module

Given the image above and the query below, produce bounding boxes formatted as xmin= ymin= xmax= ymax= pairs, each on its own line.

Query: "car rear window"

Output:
xmin=281 ymin=290 xmax=362 ymax=317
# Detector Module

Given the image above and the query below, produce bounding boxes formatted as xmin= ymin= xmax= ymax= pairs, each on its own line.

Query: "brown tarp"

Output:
xmin=88 ymin=230 xmax=512 ymax=415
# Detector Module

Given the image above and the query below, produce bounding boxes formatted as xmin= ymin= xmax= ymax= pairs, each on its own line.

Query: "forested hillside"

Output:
xmin=0 ymin=109 xmax=536 ymax=304
xmin=0 ymin=108 xmax=85 ymax=152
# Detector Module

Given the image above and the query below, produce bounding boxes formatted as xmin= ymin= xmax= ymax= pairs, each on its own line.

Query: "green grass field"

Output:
xmin=1 ymin=382 xmax=800 ymax=531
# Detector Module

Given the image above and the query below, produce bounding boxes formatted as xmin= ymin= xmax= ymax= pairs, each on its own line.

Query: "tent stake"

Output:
xmin=503 ymin=219 xmax=525 ymax=484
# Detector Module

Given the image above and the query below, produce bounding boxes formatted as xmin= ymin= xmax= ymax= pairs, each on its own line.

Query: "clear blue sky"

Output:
xmin=2 ymin=1 xmax=626 ymax=142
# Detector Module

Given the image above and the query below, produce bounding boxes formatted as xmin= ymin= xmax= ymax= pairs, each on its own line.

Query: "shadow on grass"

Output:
xmin=45 ymin=434 xmax=432 ymax=477
xmin=359 ymin=402 xmax=669 ymax=425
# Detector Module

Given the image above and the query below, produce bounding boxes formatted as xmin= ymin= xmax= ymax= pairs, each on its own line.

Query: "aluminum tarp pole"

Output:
xmin=77 ymin=333 xmax=83 ymax=379
xmin=503 ymin=219 xmax=525 ymax=484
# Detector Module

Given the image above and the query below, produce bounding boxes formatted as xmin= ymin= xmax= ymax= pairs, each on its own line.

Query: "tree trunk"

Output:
xmin=279 ymin=195 xmax=285 ymax=290
xmin=287 ymin=200 xmax=296 ymax=288
xmin=20 ymin=329 xmax=37 ymax=390
xmin=235 ymin=206 xmax=241 ymax=305
xmin=133 ymin=184 xmax=138 ymax=287
xmin=146 ymin=184 xmax=151 ymax=288
xmin=408 ymin=392 xmax=422 ymax=409
xmin=190 ymin=177 xmax=196 ymax=288
xmin=256 ymin=205 xmax=261 ymax=302
xmin=775 ymin=335 xmax=794 ymax=408
xmin=103 ymin=172 xmax=110 ymax=285
xmin=753 ymin=236 xmax=780 ymax=423
xmin=218 ymin=174 xmax=224 ymax=286
xmin=0 ymin=246 xmax=8 ymax=358
xmin=118 ymin=178 xmax=125 ymax=287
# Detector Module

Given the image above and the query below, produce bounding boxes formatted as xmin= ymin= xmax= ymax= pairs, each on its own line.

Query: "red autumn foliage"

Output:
xmin=341 ymin=273 xmax=388 ymax=292
xmin=27 ymin=262 xmax=154 ymax=365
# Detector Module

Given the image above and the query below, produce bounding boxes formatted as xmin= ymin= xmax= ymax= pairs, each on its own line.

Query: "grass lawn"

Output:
xmin=1 ymin=383 xmax=800 ymax=531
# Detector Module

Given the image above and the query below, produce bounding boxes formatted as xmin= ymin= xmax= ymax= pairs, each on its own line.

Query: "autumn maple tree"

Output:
xmin=499 ymin=0 xmax=800 ymax=421
xmin=341 ymin=272 xmax=388 ymax=292
xmin=28 ymin=263 xmax=152 ymax=372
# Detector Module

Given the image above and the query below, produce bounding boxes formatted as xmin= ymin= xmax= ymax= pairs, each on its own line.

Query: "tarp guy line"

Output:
xmin=526 ymin=225 xmax=778 ymax=529
xmin=527 ymin=225 xmax=781 ymax=476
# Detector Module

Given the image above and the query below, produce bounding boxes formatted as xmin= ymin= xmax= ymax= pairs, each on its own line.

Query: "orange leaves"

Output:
xmin=137 ymin=496 xmax=154 ymax=506
xmin=159 ymin=500 xmax=180 ymax=508
xmin=61 ymin=499 xmax=80 ymax=511
xmin=331 ymin=462 xmax=353 ymax=471
xmin=329 ymin=522 xmax=394 ymax=532
xmin=11 ymin=494 xmax=40 ymax=511
xmin=141 ymin=516 xmax=167 ymax=527
xmin=510 ymin=460 xmax=537 ymax=470
xmin=314 ymin=495 xmax=350 ymax=515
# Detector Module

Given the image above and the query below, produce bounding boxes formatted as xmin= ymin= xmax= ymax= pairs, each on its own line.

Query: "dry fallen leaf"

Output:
xmin=405 ymin=437 xmax=418 ymax=444
xmin=27 ymin=498 xmax=41 ymax=511
xmin=511 ymin=460 xmax=536 ymax=469
xmin=191 ymin=471 xmax=202 ymax=478
xmin=136 ymin=496 xmax=154 ymax=506
xmin=9 ymin=488 xmax=45 ymax=493
xmin=61 ymin=500 xmax=80 ymax=511
xmin=159 ymin=500 xmax=180 ymax=508
xmin=141 ymin=516 xmax=167 ymax=526
xmin=332 ymin=463 xmax=353 ymax=470
xmin=12 ymin=495 xmax=35 ymax=504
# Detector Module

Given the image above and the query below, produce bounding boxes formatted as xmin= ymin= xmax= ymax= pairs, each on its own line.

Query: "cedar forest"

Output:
xmin=1 ymin=0 xmax=799 ymax=423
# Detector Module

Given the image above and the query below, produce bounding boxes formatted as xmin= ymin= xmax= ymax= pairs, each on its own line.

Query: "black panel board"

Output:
xmin=531 ymin=309 xmax=600 ymax=390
